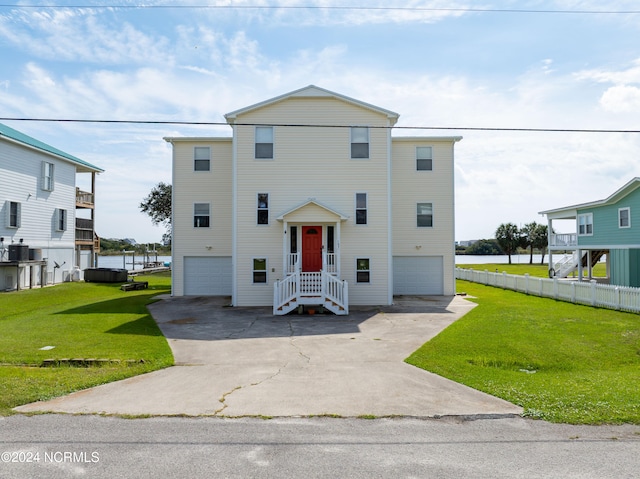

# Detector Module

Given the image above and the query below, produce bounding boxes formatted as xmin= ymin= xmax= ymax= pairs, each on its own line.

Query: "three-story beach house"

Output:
xmin=0 ymin=123 xmax=103 ymax=290
xmin=166 ymin=85 xmax=461 ymax=314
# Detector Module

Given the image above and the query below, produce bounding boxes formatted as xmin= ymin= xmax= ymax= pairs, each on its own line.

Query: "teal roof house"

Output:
xmin=539 ymin=178 xmax=640 ymax=287
xmin=0 ymin=123 xmax=103 ymax=290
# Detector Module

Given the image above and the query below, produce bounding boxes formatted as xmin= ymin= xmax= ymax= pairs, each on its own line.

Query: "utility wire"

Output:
xmin=0 ymin=4 xmax=638 ymax=14
xmin=1 ymin=117 xmax=638 ymax=134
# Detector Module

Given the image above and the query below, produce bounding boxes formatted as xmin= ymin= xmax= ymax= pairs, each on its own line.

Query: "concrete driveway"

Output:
xmin=15 ymin=295 xmax=522 ymax=417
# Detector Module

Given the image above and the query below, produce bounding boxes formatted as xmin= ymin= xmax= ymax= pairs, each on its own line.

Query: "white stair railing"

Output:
xmin=273 ymin=272 xmax=299 ymax=315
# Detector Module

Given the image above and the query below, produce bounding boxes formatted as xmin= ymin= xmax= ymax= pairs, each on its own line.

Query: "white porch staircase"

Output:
xmin=552 ymin=250 xmax=606 ymax=278
xmin=273 ymin=271 xmax=349 ymax=315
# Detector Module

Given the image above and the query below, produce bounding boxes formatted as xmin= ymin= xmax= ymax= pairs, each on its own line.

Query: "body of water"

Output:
xmin=98 ymin=255 xmax=171 ymax=270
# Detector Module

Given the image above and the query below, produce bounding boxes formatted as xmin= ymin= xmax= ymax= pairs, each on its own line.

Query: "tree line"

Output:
xmin=459 ymin=222 xmax=548 ymax=265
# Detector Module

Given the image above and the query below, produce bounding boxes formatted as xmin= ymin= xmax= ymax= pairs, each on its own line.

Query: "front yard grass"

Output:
xmin=457 ymin=262 xmax=607 ymax=278
xmin=406 ymin=280 xmax=640 ymax=424
xmin=0 ymin=273 xmax=174 ymax=415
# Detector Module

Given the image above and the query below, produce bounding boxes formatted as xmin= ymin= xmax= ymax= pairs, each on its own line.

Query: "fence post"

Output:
xmin=615 ymin=287 xmax=620 ymax=311
xmin=502 ymin=271 xmax=507 ymax=289
xmin=554 ymin=277 xmax=559 ymax=300
xmin=524 ymin=273 xmax=529 ymax=295
xmin=591 ymin=280 xmax=597 ymax=307
xmin=571 ymin=282 xmax=576 ymax=304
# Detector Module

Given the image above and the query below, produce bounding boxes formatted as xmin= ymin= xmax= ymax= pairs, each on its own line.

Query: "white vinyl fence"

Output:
xmin=456 ymin=268 xmax=640 ymax=314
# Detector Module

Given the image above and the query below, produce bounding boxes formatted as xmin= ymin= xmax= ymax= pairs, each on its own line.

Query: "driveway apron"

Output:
xmin=15 ymin=296 xmax=522 ymax=417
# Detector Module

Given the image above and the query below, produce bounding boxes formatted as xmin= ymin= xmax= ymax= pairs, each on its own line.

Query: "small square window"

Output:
xmin=356 ymin=258 xmax=370 ymax=283
xmin=417 ymin=203 xmax=433 ymax=227
xmin=257 ymin=193 xmax=269 ymax=225
xmin=619 ymin=208 xmax=630 ymax=228
xmin=351 ymin=127 xmax=369 ymax=159
xmin=194 ymin=147 xmax=210 ymax=171
xmin=416 ymin=146 xmax=433 ymax=171
xmin=255 ymin=127 xmax=274 ymax=159
xmin=253 ymin=258 xmax=267 ymax=283
xmin=194 ymin=203 xmax=210 ymax=228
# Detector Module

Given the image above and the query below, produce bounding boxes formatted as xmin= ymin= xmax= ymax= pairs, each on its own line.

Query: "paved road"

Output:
xmin=1 ymin=415 xmax=638 ymax=479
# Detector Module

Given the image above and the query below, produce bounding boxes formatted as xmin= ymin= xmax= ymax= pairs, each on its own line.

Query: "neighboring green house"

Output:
xmin=539 ymin=178 xmax=640 ymax=287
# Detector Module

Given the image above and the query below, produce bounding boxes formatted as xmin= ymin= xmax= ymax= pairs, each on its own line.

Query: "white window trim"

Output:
xmin=355 ymin=257 xmax=371 ymax=284
xmin=42 ymin=161 xmax=54 ymax=191
xmin=417 ymin=202 xmax=434 ymax=228
xmin=55 ymin=208 xmax=67 ymax=232
xmin=619 ymin=207 xmax=631 ymax=229
xmin=193 ymin=202 xmax=211 ymax=228
xmin=355 ymin=192 xmax=368 ymax=226
xmin=416 ymin=146 xmax=433 ymax=171
xmin=193 ymin=146 xmax=211 ymax=172
xmin=577 ymin=213 xmax=593 ymax=236
xmin=257 ymin=192 xmax=269 ymax=225
xmin=255 ymin=126 xmax=274 ymax=160
xmin=6 ymin=201 xmax=21 ymax=229
xmin=252 ymin=257 xmax=268 ymax=284
xmin=350 ymin=126 xmax=370 ymax=160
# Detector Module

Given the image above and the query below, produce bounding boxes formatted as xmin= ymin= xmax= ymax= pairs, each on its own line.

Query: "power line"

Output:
xmin=0 ymin=4 xmax=638 ymax=14
xmin=1 ymin=117 xmax=638 ymax=134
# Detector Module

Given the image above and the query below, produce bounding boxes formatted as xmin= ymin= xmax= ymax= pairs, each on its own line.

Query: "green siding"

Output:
xmin=577 ymin=186 xmax=640 ymax=247
xmin=609 ymin=249 xmax=640 ymax=287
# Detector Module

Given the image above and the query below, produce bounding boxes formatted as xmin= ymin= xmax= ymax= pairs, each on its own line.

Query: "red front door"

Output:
xmin=302 ymin=226 xmax=322 ymax=272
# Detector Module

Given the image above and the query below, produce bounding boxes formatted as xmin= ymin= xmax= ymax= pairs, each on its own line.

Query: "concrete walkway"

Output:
xmin=15 ymin=295 xmax=522 ymax=417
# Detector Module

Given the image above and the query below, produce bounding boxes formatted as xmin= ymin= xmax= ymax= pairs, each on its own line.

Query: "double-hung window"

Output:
xmin=7 ymin=201 xmax=20 ymax=228
xmin=417 ymin=203 xmax=433 ymax=227
xmin=351 ymin=127 xmax=369 ymax=159
xmin=193 ymin=203 xmax=210 ymax=228
xmin=578 ymin=213 xmax=593 ymax=235
xmin=416 ymin=146 xmax=433 ymax=171
xmin=257 ymin=193 xmax=269 ymax=225
xmin=255 ymin=127 xmax=274 ymax=159
xmin=42 ymin=161 xmax=54 ymax=191
xmin=253 ymin=258 xmax=267 ymax=283
xmin=194 ymin=147 xmax=211 ymax=171
xmin=56 ymin=208 xmax=67 ymax=231
xmin=619 ymin=207 xmax=630 ymax=228
xmin=355 ymin=193 xmax=367 ymax=225
xmin=356 ymin=258 xmax=370 ymax=283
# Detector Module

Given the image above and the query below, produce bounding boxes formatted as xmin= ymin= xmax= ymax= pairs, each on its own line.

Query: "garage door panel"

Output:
xmin=393 ymin=256 xmax=443 ymax=295
xmin=184 ymin=257 xmax=232 ymax=296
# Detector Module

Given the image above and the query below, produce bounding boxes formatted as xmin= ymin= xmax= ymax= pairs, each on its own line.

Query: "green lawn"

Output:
xmin=0 ymin=273 xmax=174 ymax=415
xmin=406 ymin=280 xmax=640 ymax=424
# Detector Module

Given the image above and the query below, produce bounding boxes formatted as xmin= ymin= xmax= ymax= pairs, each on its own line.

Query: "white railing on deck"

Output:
xmin=286 ymin=253 xmax=300 ymax=275
xmin=456 ymin=267 xmax=640 ymax=314
xmin=549 ymin=233 xmax=577 ymax=247
xmin=273 ymin=272 xmax=298 ymax=314
xmin=300 ymin=272 xmax=323 ymax=295
xmin=323 ymin=252 xmax=338 ymax=274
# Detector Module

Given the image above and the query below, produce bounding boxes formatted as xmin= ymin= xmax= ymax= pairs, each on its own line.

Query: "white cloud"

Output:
xmin=600 ymin=85 xmax=640 ymax=112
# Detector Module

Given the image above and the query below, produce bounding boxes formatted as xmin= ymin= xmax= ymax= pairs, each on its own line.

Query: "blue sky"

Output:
xmin=1 ymin=1 xmax=639 ymax=243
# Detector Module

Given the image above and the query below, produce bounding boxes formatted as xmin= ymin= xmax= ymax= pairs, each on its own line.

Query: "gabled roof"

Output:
xmin=539 ymin=177 xmax=640 ymax=218
xmin=0 ymin=123 xmax=103 ymax=173
xmin=276 ymin=199 xmax=349 ymax=221
xmin=224 ymin=85 xmax=400 ymax=126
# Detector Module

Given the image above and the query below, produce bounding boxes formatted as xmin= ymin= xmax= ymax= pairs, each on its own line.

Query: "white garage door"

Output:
xmin=184 ymin=257 xmax=232 ymax=296
xmin=393 ymin=256 xmax=444 ymax=295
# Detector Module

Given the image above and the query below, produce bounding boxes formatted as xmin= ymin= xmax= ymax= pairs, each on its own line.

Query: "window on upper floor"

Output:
xmin=619 ymin=207 xmax=630 ymax=229
xmin=253 ymin=258 xmax=267 ymax=283
xmin=55 ymin=208 xmax=67 ymax=231
xmin=255 ymin=126 xmax=274 ymax=159
xmin=355 ymin=193 xmax=367 ymax=225
xmin=194 ymin=147 xmax=211 ymax=171
xmin=194 ymin=203 xmax=210 ymax=228
xmin=351 ymin=127 xmax=369 ymax=159
xmin=257 ymin=193 xmax=269 ymax=225
xmin=6 ymin=201 xmax=20 ymax=228
xmin=578 ymin=213 xmax=593 ymax=235
xmin=356 ymin=258 xmax=370 ymax=283
xmin=416 ymin=146 xmax=433 ymax=171
xmin=417 ymin=203 xmax=433 ymax=227
xmin=42 ymin=161 xmax=54 ymax=191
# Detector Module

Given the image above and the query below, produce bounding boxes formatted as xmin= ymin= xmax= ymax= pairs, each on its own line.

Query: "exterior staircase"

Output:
xmin=273 ymin=271 xmax=348 ymax=315
xmin=552 ymin=250 xmax=606 ymax=278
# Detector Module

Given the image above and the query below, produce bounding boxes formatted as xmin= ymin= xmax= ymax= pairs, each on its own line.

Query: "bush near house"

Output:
xmin=407 ymin=280 xmax=640 ymax=424
xmin=0 ymin=273 xmax=173 ymax=416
